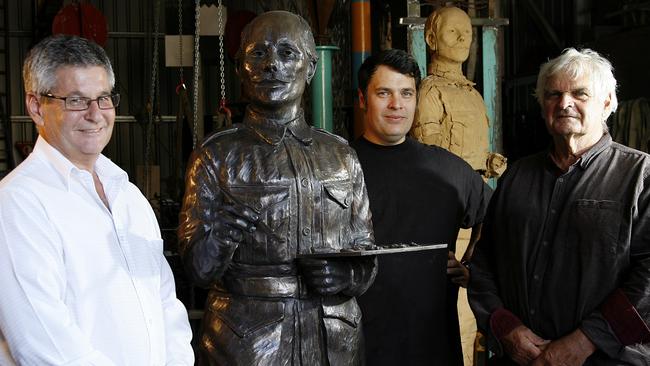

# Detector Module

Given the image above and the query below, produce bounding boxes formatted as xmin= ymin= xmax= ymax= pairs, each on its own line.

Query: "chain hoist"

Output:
xmin=192 ymin=0 xmax=201 ymax=149
xmin=217 ymin=0 xmax=231 ymax=127
xmin=144 ymin=0 xmax=161 ymax=197
xmin=177 ymin=0 xmax=185 ymax=91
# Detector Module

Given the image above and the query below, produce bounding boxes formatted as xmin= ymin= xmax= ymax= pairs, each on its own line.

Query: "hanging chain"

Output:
xmin=218 ymin=0 xmax=226 ymax=105
xmin=192 ymin=0 xmax=200 ymax=149
xmin=145 ymin=0 xmax=161 ymax=198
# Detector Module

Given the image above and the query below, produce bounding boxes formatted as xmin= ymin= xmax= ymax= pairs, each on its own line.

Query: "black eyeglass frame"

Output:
xmin=39 ymin=93 xmax=120 ymax=111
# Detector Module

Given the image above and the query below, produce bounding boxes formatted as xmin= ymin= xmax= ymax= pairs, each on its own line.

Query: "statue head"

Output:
xmin=425 ymin=6 xmax=472 ymax=65
xmin=236 ymin=11 xmax=318 ymax=111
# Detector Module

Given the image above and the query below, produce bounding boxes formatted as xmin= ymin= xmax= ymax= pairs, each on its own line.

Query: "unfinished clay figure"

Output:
xmin=412 ymin=6 xmax=506 ymax=178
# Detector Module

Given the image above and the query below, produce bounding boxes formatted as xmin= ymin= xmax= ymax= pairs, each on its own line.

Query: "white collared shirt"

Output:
xmin=0 ymin=137 xmax=194 ymax=365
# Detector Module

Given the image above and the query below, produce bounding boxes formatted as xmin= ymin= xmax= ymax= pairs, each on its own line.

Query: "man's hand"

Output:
xmin=447 ymin=250 xmax=469 ymax=288
xmin=502 ymin=325 xmax=549 ymax=365
xmin=298 ymin=258 xmax=353 ymax=296
xmin=530 ymin=329 xmax=596 ymax=366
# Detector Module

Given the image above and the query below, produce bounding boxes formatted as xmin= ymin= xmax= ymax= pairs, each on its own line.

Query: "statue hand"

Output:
xmin=212 ymin=204 xmax=259 ymax=244
xmin=485 ymin=152 xmax=507 ymax=178
xmin=190 ymin=204 xmax=259 ymax=281
xmin=298 ymin=258 xmax=354 ymax=296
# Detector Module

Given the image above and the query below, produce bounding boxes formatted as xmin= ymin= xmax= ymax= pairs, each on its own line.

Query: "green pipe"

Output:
xmin=312 ymin=45 xmax=338 ymax=132
xmin=482 ymin=26 xmax=499 ymax=188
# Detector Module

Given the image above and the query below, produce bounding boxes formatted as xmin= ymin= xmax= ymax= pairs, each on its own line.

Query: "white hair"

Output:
xmin=535 ymin=48 xmax=618 ymax=121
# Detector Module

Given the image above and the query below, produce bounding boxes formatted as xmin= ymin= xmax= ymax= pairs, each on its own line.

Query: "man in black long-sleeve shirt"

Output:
xmin=469 ymin=48 xmax=650 ymax=365
xmin=352 ymin=49 xmax=491 ymax=365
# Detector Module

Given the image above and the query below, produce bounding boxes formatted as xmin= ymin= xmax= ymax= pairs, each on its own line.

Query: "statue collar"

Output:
xmin=430 ymin=69 xmax=475 ymax=87
xmin=244 ymin=107 xmax=313 ymax=146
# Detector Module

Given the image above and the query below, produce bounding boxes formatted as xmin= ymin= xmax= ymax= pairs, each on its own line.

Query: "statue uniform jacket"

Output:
xmin=412 ymin=73 xmax=490 ymax=172
xmin=178 ymin=108 xmax=376 ymax=366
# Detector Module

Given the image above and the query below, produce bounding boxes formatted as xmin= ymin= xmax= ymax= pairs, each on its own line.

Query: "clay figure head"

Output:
xmin=425 ymin=6 xmax=472 ymax=65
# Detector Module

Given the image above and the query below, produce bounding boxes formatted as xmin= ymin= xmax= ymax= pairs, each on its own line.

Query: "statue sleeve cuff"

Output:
xmin=490 ymin=307 xmax=523 ymax=341
xmin=600 ymin=288 xmax=650 ymax=345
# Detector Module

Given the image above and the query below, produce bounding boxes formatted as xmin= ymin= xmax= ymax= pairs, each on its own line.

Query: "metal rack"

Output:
xmin=0 ymin=0 xmax=12 ymax=177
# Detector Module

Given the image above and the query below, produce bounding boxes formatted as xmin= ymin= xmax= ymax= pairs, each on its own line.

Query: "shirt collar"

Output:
xmin=243 ymin=107 xmax=313 ymax=146
xmin=577 ymin=133 xmax=611 ymax=169
xmin=545 ymin=133 xmax=612 ymax=173
xmin=32 ymin=135 xmax=128 ymax=190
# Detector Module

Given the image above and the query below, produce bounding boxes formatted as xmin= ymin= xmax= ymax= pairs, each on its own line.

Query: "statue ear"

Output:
xmin=425 ymin=30 xmax=437 ymax=51
xmin=235 ymin=58 xmax=242 ymax=77
xmin=306 ymin=58 xmax=317 ymax=84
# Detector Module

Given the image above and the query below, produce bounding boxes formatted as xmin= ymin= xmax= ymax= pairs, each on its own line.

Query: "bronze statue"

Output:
xmin=178 ymin=11 xmax=377 ymax=366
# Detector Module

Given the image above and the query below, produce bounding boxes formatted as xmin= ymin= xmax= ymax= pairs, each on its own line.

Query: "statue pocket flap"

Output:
xmin=212 ymin=297 xmax=285 ymax=338
xmin=228 ymin=184 xmax=290 ymax=213
xmin=321 ymin=297 xmax=361 ymax=328
xmin=323 ymin=181 xmax=351 ymax=209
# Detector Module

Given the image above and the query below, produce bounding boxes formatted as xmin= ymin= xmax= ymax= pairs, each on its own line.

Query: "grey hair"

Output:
xmin=23 ymin=34 xmax=115 ymax=95
xmin=235 ymin=11 xmax=318 ymax=73
xmin=535 ymin=48 xmax=618 ymax=120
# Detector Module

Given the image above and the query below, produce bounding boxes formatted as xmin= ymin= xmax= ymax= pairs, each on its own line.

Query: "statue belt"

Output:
xmin=222 ymin=275 xmax=310 ymax=299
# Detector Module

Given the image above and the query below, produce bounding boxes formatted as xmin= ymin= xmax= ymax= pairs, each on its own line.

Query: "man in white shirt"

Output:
xmin=0 ymin=34 xmax=194 ymax=365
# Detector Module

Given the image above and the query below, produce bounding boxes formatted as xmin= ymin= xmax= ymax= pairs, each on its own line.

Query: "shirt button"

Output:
xmin=254 ymin=203 xmax=263 ymax=211
xmin=301 ymin=178 xmax=309 ymax=187
xmin=542 ymin=241 xmax=549 ymax=247
xmin=558 ymin=178 xmax=564 ymax=183
xmin=550 ymin=208 xmax=557 ymax=214
xmin=302 ymin=227 xmax=311 ymax=236
xmin=533 ymin=274 xmax=539 ymax=280
xmin=530 ymin=309 xmax=536 ymax=315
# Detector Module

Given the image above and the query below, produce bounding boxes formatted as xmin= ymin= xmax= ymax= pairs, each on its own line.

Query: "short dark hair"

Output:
xmin=358 ymin=49 xmax=421 ymax=96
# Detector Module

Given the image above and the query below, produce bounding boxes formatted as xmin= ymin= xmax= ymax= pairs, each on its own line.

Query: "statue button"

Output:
xmin=302 ymin=227 xmax=311 ymax=236
xmin=301 ymin=178 xmax=309 ymax=187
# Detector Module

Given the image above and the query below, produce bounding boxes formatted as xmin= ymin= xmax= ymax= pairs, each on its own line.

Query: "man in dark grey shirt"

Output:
xmin=469 ymin=48 xmax=650 ymax=365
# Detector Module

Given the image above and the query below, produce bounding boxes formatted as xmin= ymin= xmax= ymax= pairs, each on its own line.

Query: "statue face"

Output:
xmin=239 ymin=14 xmax=312 ymax=108
xmin=435 ymin=9 xmax=472 ymax=63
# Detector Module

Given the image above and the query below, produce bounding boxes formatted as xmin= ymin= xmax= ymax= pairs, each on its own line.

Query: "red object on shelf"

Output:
xmin=52 ymin=2 xmax=108 ymax=47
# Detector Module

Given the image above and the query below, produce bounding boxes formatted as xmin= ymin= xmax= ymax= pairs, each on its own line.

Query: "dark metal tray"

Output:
xmin=297 ymin=243 xmax=448 ymax=258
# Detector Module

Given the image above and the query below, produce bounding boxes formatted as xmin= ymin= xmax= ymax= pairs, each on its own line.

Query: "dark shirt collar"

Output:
xmin=546 ymin=133 xmax=612 ymax=173
xmin=578 ymin=133 xmax=612 ymax=169
xmin=243 ymin=107 xmax=313 ymax=146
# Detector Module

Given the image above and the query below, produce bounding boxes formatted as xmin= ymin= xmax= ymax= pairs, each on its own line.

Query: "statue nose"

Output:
xmin=264 ymin=54 xmax=279 ymax=72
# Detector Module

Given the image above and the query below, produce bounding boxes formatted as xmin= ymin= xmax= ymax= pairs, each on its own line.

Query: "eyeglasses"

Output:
xmin=40 ymin=93 xmax=120 ymax=111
